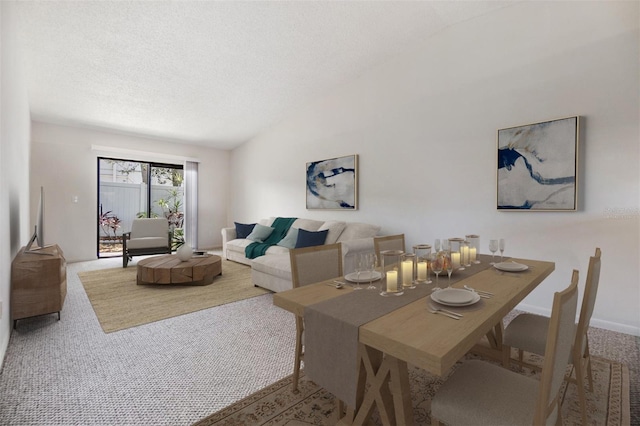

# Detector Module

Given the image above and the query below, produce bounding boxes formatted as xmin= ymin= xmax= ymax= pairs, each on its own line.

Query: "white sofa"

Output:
xmin=221 ymin=217 xmax=381 ymax=292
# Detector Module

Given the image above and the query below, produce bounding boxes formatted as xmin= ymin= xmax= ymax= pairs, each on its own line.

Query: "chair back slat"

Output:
xmin=290 ymin=243 xmax=343 ymax=288
xmin=535 ymin=269 xmax=580 ymax=424
xmin=574 ymin=248 xmax=602 ymax=354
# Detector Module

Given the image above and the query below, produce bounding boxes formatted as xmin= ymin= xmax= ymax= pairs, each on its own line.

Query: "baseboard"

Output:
xmin=517 ymin=302 xmax=640 ymax=337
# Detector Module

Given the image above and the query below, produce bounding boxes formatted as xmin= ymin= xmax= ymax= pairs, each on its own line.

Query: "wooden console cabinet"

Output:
xmin=11 ymin=244 xmax=67 ymax=329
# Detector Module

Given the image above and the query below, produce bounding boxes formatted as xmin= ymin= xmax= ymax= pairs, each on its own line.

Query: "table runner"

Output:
xmin=304 ymin=254 xmax=495 ymax=407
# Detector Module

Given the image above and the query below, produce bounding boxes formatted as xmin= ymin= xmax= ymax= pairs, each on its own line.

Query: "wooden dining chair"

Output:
xmin=502 ymin=248 xmax=601 ymax=424
xmin=431 ymin=270 xmax=580 ymax=426
xmin=289 ymin=243 xmax=343 ymax=392
xmin=373 ymin=234 xmax=405 ymax=265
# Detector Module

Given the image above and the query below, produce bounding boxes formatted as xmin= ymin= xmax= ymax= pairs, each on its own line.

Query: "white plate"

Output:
xmin=431 ymin=288 xmax=476 ymax=304
xmin=431 ymin=290 xmax=480 ymax=307
xmin=344 ymin=271 xmax=383 ymax=283
xmin=494 ymin=261 xmax=529 ymax=272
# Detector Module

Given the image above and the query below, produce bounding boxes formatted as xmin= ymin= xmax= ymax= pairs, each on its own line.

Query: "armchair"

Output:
xmin=122 ymin=218 xmax=172 ymax=267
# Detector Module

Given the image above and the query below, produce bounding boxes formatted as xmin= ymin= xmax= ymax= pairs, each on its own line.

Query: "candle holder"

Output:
xmin=413 ymin=244 xmax=431 ymax=284
xmin=462 ymin=240 xmax=471 ymax=267
xmin=448 ymin=238 xmax=465 ymax=271
xmin=380 ymin=250 xmax=404 ymax=296
xmin=401 ymin=253 xmax=416 ymax=289
xmin=466 ymin=234 xmax=481 ymax=264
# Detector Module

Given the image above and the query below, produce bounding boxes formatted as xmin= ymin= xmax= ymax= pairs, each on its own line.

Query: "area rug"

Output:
xmin=78 ymin=259 xmax=268 ymax=333
xmin=194 ymin=354 xmax=630 ymax=426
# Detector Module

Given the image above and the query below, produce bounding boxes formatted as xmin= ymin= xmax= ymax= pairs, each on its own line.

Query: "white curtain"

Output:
xmin=184 ymin=161 xmax=198 ymax=249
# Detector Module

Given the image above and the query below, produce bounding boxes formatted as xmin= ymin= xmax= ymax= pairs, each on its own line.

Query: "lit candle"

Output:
xmin=451 ymin=252 xmax=461 ymax=269
xmin=402 ymin=260 xmax=413 ymax=287
xmin=417 ymin=261 xmax=427 ymax=280
xmin=462 ymin=246 xmax=469 ymax=265
xmin=387 ymin=271 xmax=398 ymax=292
xmin=470 ymin=247 xmax=477 ymax=262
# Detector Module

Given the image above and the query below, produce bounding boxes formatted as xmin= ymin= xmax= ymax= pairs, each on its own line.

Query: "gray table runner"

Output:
xmin=304 ymin=254 xmax=495 ymax=407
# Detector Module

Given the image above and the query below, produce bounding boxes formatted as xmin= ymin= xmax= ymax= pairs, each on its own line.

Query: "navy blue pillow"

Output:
xmin=234 ymin=222 xmax=256 ymax=239
xmin=295 ymin=228 xmax=329 ymax=248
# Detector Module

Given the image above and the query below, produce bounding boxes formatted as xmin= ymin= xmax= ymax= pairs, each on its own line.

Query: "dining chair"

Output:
xmin=501 ymin=248 xmax=601 ymax=424
xmin=431 ymin=269 xmax=580 ymax=426
xmin=373 ymin=234 xmax=405 ymax=265
xmin=289 ymin=243 xmax=343 ymax=392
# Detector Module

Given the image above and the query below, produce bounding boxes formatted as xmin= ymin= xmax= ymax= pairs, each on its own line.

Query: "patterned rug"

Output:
xmin=78 ymin=259 xmax=268 ymax=333
xmin=194 ymin=353 xmax=630 ymax=425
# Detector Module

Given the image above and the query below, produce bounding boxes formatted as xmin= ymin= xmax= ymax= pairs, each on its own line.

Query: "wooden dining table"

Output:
xmin=273 ymin=256 xmax=555 ymax=425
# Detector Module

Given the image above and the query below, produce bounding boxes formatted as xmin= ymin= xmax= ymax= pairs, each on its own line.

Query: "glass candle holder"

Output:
xmin=401 ymin=253 xmax=416 ymax=289
xmin=461 ymin=240 xmax=471 ymax=267
xmin=466 ymin=234 xmax=480 ymax=264
xmin=448 ymin=238 xmax=465 ymax=271
xmin=380 ymin=250 xmax=404 ymax=296
xmin=413 ymin=244 xmax=431 ymax=284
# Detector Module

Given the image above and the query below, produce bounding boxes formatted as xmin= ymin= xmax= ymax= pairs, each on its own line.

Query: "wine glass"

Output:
xmin=431 ymin=253 xmax=443 ymax=287
xmin=366 ymin=253 xmax=378 ymax=290
xmin=499 ymin=239 xmax=505 ymax=262
xmin=489 ymin=239 xmax=499 ymax=265
xmin=353 ymin=253 xmax=364 ymax=290
xmin=445 ymin=252 xmax=453 ymax=286
xmin=434 ymin=239 xmax=441 ymax=252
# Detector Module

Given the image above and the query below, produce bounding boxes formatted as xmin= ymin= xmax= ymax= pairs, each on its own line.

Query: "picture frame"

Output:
xmin=497 ymin=116 xmax=579 ymax=211
xmin=306 ymin=154 xmax=358 ymax=210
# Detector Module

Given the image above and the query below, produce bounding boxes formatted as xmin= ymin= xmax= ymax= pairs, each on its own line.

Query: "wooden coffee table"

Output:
xmin=137 ymin=254 xmax=222 ymax=286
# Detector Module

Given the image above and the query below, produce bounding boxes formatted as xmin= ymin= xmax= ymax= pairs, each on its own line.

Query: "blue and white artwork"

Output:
xmin=306 ymin=155 xmax=357 ymax=210
xmin=497 ymin=117 xmax=578 ymax=211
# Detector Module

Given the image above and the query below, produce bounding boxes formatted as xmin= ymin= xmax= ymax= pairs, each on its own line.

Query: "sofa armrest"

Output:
xmin=340 ymin=237 xmax=375 ymax=275
xmin=221 ymin=227 xmax=237 ymax=259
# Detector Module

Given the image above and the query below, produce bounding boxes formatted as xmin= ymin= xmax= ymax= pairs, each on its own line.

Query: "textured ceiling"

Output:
xmin=14 ymin=1 xmax=512 ymax=150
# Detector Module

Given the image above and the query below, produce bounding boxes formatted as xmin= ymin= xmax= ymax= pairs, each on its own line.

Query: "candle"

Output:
xmin=417 ymin=261 xmax=427 ymax=280
xmin=462 ymin=246 xmax=469 ymax=265
xmin=387 ymin=271 xmax=398 ymax=292
xmin=402 ymin=260 xmax=413 ymax=287
xmin=451 ymin=252 xmax=461 ymax=269
xmin=470 ymin=247 xmax=477 ymax=262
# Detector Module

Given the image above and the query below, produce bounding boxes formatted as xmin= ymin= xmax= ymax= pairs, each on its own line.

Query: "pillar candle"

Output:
xmin=417 ymin=261 xmax=427 ymax=280
xmin=461 ymin=246 xmax=469 ymax=265
xmin=402 ymin=260 xmax=413 ymax=287
xmin=451 ymin=252 xmax=461 ymax=269
xmin=470 ymin=247 xmax=477 ymax=262
xmin=387 ymin=271 xmax=398 ymax=292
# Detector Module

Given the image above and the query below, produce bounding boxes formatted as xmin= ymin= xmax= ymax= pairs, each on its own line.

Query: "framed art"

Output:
xmin=497 ymin=116 xmax=579 ymax=211
xmin=306 ymin=154 xmax=358 ymax=210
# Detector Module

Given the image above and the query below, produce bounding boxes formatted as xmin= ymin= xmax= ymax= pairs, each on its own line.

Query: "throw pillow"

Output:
xmin=246 ymin=224 xmax=275 ymax=243
xmin=317 ymin=221 xmax=347 ymax=244
xmin=234 ymin=222 xmax=256 ymax=239
xmin=295 ymin=228 xmax=329 ymax=248
xmin=277 ymin=227 xmax=299 ymax=249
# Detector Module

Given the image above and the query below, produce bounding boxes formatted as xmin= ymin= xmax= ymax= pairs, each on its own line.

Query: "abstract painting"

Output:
xmin=497 ymin=116 xmax=579 ymax=211
xmin=306 ymin=155 xmax=358 ymax=210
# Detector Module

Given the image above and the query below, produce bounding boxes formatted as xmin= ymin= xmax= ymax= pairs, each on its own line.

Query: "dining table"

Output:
xmin=273 ymin=254 xmax=555 ymax=425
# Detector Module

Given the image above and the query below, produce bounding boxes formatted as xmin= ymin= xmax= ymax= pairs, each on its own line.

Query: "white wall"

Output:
xmin=230 ymin=2 xmax=640 ymax=335
xmin=0 ymin=2 xmax=32 ymax=365
xmin=30 ymin=122 xmax=230 ymax=262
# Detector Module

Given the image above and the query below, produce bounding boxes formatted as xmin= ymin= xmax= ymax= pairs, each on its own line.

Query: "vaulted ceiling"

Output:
xmin=14 ymin=1 xmax=513 ymax=150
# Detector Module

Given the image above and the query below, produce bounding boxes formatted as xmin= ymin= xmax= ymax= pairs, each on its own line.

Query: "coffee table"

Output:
xmin=137 ymin=254 xmax=222 ymax=286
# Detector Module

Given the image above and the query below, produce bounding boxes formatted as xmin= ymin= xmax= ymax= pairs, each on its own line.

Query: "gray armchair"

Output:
xmin=122 ymin=218 xmax=172 ymax=267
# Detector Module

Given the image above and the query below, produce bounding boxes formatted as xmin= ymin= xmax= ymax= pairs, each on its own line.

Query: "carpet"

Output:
xmin=194 ymin=354 xmax=630 ymax=426
xmin=78 ymin=259 xmax=268 ymax=333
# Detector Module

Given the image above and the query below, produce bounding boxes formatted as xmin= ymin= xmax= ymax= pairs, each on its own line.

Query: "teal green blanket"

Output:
xmin=245 ymin=217 xmax=297 ymax=259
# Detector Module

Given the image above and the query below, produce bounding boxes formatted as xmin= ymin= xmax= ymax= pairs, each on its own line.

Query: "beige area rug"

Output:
xmin=194 ymin=354 xmax=630 ymax=426
xmin=78 ymin=259 xmax=268 ymax=333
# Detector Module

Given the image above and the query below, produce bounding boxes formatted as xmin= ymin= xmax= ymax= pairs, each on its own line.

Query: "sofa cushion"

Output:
xmin=234 ymin=222 xmax=256 ymax=239
xmin=291 ymin=218 xmax=324 ymax=232
xmin=251 ymin=253 xmax=292 ymax=280
xmin=277 ymin=227 xmax=299 ymax=249
xmin=337 ymin=222 xmax=381 ymax=242
xmin=246 ymin=224 xmax=274 ymax=243
xmin=318 ymin=221 xmax=347 ymax=244
xmin=127 ymin=237 xmax=169 ymax=249
xmin=295 ymin=229 xmax=329 ymax=248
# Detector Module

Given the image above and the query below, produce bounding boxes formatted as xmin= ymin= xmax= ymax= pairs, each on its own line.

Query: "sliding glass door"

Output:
xmin=97 ymin=157 xmax=184 ymax=258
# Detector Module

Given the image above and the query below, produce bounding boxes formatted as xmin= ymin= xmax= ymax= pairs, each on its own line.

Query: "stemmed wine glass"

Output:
xmin=353 ymin=253 xmax=364 ymax=290
xmin=489 ymin=239 xmax=499 ymax=265
xmin=434 ymin=239 xmax=441 ymax=253
xmin=499 ymin=238 xmax=505 ymax=262
xmin=431 ymin=253 xmax=443 ymax=288
xmin=445 ymin=252 xmax=453 ymax=286
xmin=366 ymin=253 xmax=378 ymax=290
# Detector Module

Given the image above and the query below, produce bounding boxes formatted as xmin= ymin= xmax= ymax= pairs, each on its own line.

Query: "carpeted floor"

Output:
xmin=0 ymin=252 xmax=638 ymax=425
xmin=78 ymin=259 xmax=268 ymax=332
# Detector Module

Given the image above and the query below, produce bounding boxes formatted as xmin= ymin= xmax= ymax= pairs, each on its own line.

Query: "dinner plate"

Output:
xmin=431 ymin=290 xmax=480 ymax=307
xmin=344 ymin=270 xmax=383 ymax=283
xmin=494 ymin=261 xmax=529 ymax=272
